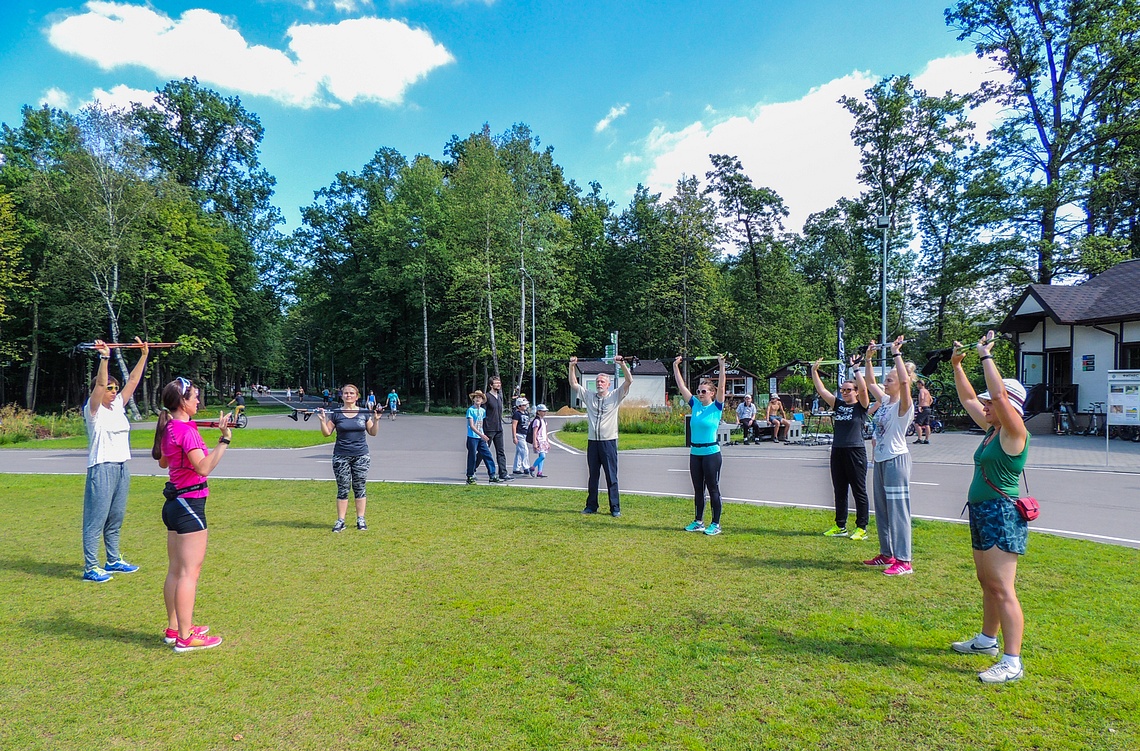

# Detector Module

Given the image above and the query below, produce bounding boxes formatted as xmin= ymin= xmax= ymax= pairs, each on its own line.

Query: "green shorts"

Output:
xmin=968 ymin=497 xmax=1028 ymax=555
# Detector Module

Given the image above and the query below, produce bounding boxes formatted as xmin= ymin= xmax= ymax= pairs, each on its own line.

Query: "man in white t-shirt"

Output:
xmin=82 ymin=338 xmax=149 ymax=583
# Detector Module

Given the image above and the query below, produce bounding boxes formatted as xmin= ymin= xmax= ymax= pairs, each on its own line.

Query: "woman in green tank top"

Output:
xmin=950 ymin=331 xmax=1030 ymax=685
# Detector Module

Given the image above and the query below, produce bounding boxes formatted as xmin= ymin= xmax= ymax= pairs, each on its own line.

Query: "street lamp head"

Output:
xmin=876 ymin=215 xmax=890 ymax=229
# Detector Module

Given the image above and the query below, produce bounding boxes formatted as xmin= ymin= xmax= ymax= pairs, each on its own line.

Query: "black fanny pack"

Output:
xmin=163 ymin=481 xmax=208 ymax=501
xmin=690 ymin=441 xmax=718 ymax=448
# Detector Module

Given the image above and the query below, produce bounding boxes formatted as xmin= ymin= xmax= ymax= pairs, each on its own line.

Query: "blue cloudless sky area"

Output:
xmin=0 ymin=1 xmax=972 ymax=228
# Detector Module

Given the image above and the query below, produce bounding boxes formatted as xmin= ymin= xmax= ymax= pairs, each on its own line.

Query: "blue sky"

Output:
xmin=0 ymin=1 xmax=995 ymax=231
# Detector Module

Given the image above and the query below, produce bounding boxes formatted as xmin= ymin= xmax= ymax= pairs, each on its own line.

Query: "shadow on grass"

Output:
xmin=24 ymin=611 xmax=163 ymax=649
xmin=248 ymin=519 xmax=328 ymax=530
xmin=490 ymin=504 xmax=582 ymax=517
xmin=0 ymin=557 xmax=76 ymax=580
xmin=713 ymin=553 xmax=855 ymax=571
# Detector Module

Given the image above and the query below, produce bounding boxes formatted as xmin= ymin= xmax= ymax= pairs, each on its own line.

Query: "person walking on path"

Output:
xmin=482 ymin=376 xmax=512 ymax=481
xmin=152 ymin=377 xmax=231 ymax=652
xmin=674 ymin=355 xmax=727 ymax=535
xmin=81 ymin=337 xmax=149 ymax=582
xmin=466 ymin=390 xmax=501 ymax=484
xmin=950 ymin=331 xmax=1031 ymax=684
xmin=529 ymin=404 xmax=550 ymax=477
xmin=386 ymin=388 xmax=401 ymax=420
xmin=316 ymin=384 xmax=380 ymax=532
xmin=511 ymin=397 xmax=531 ymax=475
xmin=811 ymin=356 xmax=871 ymax=541
xmin=569 ymin=355 xmax=633 ymax=517
xmin=914 ymin=380 xmax=934 ymax=444
xmin=863 ymin=337 xmax=916 ymax=576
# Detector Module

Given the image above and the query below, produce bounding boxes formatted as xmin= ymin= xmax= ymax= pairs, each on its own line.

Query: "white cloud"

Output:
xmin=39 ymin=87 xmax=72 ymax=109
xmin=88 ymin=84 xmax=159 ymax=110
xmin=595 ymin=103 xmax=629 ymax=133
xmin=636 ymin=53 xmax=1005 ymax=234
xmin=331 ymin=0 xmax=374 ymax=12
xmin=46 ymin=1 xmax=454 ymax=108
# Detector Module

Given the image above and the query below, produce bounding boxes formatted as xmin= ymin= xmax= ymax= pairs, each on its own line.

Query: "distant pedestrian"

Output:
xmin=482 ymin=377 xmax=510 ymax=480
xmin=529 ymin=404 xmax=550 ymax=477
xmin=386 ymin=388 xmax=400 ymax=420
xmin=914 ymin=380 xmax=934 ymax=444
xmin=511 ymin=397 xmax=531 ymax=475
xmin=465 ymin=391 xmax=500 ymax=484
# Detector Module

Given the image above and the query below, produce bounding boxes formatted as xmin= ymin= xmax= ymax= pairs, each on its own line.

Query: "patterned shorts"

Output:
xmin=332 ymin=454 xmax=371 ymax=500
xmin=969 ymin=497 xmax=1028 ymax=555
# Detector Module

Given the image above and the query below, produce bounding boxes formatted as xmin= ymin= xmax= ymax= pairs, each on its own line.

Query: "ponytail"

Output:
xmin=152 ymin=379 xmax=190 ymax=461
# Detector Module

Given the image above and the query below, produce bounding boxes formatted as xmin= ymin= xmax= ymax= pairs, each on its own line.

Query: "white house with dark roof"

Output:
xmin=1000 ymin=259 xmax=1140 ymax=420
xmin=571 ymin=359 xmax=669 ymax=407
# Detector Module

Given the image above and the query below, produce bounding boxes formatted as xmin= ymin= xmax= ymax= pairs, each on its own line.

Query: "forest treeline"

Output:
xmin=1 ymin=1 xmax=1138 ymax=412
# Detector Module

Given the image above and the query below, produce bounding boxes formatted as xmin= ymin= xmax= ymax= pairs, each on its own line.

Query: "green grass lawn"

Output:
xmin=14 ymin=428 xmax=335 ymax=450
xmin=555 ymin=430 xmax=686 ymax=451
xmin=0 ymin=474 xmax=1136 ymax=750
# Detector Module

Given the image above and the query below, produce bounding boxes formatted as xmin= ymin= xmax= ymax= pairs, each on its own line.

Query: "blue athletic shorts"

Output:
xmin=968 ymin=497 xmax=1027 ymax=555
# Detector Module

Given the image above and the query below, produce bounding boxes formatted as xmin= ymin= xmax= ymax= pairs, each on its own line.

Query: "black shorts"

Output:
xmin=915 ymin=407 xmax=932 ymax=426
xmin=162 ymin=495 xmax=208 ymax=534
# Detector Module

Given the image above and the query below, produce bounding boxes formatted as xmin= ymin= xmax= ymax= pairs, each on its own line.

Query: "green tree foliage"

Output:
xmin=946 ymin=0 xmax=1140 ymax=282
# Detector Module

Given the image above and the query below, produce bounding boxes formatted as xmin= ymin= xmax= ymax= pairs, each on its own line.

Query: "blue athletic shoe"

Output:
xmin=105 ymin=559 xmax=139 ymax=573
xmin=82 ymin=567 xmax=113 ymax=583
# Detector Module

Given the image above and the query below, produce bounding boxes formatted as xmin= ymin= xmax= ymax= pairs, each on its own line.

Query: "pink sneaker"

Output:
xmin=173 ymin=633 xmax=223 ymax=652
xmin=863 ymin=554 xmax=897 ymax=567
xmin=164 ymin=625 xmax=210 ymax=645
xmin=883 ymin=561 xmax=913 ymax=576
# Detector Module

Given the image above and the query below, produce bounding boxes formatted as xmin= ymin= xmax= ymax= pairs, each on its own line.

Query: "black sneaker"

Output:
xmin=581 ymin=509 xmax=597 ymax=515
xmin=356 ymin=518 xmax=368 ymax=531
xmin=489 ymin=476 xmax=504 ymax=483
xmin=465 ymin=476 xmax=476 ymax=485
xmin=332 ymin=519 xmax=346 ymax=533
xmin=500 ymin=474 xmax=515 ymax=481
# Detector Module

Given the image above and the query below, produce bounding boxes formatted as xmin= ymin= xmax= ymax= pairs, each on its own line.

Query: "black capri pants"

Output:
xmin=690 ymin=452 xmax=723 ymax=524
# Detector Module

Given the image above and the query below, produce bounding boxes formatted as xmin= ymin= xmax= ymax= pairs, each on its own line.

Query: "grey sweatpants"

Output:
xmin=873 ymin=453 xmax=912 ymax=562
xmin=82 ymin=461 xmax=130 ymax=570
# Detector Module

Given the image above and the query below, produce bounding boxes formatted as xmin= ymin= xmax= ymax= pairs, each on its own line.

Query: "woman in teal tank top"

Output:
xmin=673 ymin=355 xmax=727 ymax=536
xmin=950 ymin=331 xmax=1030 ymax=685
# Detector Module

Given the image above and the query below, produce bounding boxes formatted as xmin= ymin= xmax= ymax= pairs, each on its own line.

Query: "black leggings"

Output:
xmin=829 ymin=445 xmax=869 ymax=529
xmin=690 ymin=452 xmax=723 ymax=524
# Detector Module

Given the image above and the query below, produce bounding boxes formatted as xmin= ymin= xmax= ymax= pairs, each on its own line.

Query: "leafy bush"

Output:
xmin=561 ymin=403 xmax=685 ymax=434
xmin=0 ymin=406 xmax=86 ymax=445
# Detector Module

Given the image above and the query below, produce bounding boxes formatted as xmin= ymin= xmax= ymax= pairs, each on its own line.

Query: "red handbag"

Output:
xmin=980 ymin=466 xmax=1039 ymax=522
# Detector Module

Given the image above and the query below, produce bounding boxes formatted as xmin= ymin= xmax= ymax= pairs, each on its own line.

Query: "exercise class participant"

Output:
xmin=950 ymin=331 xmax=1031 ymax=684
xmin=466 ymin=390 xmax=501 ymax=484
xmin=674 ymin=355 xmax=727 ymax=535
xmin=316 ymin=384 xmax=380 ymax=532
xmin=153 ymin=377 xmax=230 ymax=652
xmin=569 ymin=355 xmax=633 ymax=517
xmin=82 ymin=338 xmax=149 ymax=582
xmin=863 ymin=337 xmax=916 ymax=576
xmin=810 ymin=356 xmax=871 ymax=541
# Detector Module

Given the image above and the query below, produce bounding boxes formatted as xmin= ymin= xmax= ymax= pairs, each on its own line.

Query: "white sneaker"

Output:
xmin=951 ymin=635 xmax=1000 ymax=657
xmin=978 ymin=660 xmax=1023 ymax=684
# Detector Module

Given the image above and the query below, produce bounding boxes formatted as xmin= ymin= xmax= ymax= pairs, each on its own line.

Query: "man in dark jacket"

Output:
xmin=483 ymin=376 xmax=512 ymax=481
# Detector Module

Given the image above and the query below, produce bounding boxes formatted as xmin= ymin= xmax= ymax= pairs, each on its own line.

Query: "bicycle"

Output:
xmin=1053 ymin=402 xmax=1077 ymax=435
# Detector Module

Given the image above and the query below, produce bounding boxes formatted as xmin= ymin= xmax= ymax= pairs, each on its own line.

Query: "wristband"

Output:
xmin=99 ymin=355 xmax=110 ymax=360
xmin=892 ymin=352 xmax=902 ymax=358
xmin=218 ymin=438 xmax=231 ymax=445
xmin=980 ymin=355 xmax=993 ymax=361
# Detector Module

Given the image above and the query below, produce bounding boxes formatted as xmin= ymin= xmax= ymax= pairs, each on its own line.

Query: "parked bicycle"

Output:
xmin=1053 ymin=402 xmax=1077 ymax=435
xmin=1079 ymin=402 xmax=1106 ymax=437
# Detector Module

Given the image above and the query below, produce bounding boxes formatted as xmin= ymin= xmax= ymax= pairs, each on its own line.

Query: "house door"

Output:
xmin=1047 ymin=350 xmax=1073 ymax=408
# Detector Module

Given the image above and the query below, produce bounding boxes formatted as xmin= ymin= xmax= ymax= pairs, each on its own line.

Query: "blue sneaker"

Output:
xmin=82 ymin=567 xmax=113 ymax=583
xmin=704 ymin=523 xmax=722 ymax=536
xmin=684 ymin=520 xmax=705 ymax=532
xmin=105 ymin=559 xmax=139 ymax=573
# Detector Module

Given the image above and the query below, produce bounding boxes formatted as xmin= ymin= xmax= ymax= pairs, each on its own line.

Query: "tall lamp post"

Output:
xmin=876 ymin=190 xmax=890 ymax=374
xmin=521 ymin=266 xmax=536 ymax=403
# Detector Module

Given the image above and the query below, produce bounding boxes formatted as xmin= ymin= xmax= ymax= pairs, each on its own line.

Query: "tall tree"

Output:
xmin=946 ymin=0 xmax=1140 ymax=282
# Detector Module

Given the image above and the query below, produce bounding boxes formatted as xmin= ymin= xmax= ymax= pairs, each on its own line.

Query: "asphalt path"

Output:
xmin=4 ymin=399 xmax=1140 ymax=549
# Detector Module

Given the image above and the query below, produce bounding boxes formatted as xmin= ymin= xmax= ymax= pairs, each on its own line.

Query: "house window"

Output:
xmin=1122 ymin=343 xmax=1140 ymax=370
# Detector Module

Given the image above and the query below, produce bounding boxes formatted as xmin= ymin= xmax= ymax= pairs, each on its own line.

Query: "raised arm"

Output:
xmin=568 ymin=356 xmax=582 ymax=393
xmin=316 ymin=409 xmax=335 ymax=437
xmin=672 ymin=355 xmax=693 ymax=402
xmin=810 ymin=358 xmax=836 ymax=410
xmin=951 ymin=340 xmax=987 ymax=429
xmin=119 ymin=337 xmax=149 ymax=405
xmin=615 ymin=355 xmax=633 ymax=396
xmin=891 ymin=335 xmax=912 ymax=415
xmin=852 ymin=355 xmax=870 ymax=409
xmin=716 ymin=355 xmax=727 ymax=404
xmin=89 ymin=340 xmax=111 ymax=416
xmin=863 ymin=341 xmax=885 ymax=402
xmin=979 ymin=331 xmax=1027 ymax=455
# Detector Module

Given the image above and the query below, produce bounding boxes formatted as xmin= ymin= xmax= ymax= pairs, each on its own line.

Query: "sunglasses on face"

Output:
xmin=839 ymin=387 xmax=856 ymax=392
xmin=104 ymin=383 xmax=119 ymax=393
xmin=697 ymin=388 xmax=711 ymax=394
